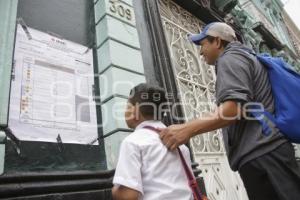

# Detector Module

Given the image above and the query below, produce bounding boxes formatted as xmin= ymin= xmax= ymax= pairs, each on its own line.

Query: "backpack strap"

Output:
xmin=249 ymin=108 xmax=278 ymax=136
xmin=143 ymin=125 xmax=207 ymax=200
xmin=248 ymin=109 xmax=272 ymax=136
xmin=236 ymin=48 xmax=278 ymax=137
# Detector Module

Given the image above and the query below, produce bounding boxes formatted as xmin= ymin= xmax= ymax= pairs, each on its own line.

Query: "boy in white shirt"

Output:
xmin=112 ymin=83 xmax=194 ymax=200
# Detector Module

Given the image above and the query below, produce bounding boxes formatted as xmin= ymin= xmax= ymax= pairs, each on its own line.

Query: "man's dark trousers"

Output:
xmin=239 ymin=142 xmax=300 ymax=200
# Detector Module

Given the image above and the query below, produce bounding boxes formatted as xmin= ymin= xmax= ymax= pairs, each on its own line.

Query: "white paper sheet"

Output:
xmin=9 ymin=24 xmax=98 ymax=145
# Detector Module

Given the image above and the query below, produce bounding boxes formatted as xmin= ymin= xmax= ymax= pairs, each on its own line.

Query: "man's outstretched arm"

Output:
xmin=159 ymin=100 xmax=242 ymax=150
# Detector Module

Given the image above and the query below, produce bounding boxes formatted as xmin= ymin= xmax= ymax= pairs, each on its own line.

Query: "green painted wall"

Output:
xmin=0 ymin=0 xmax=18 ymax=126
xmin=94 ymin=0 xmax=146 ymax=169
xmin=0 ymin=0 xmax=18 ymax=175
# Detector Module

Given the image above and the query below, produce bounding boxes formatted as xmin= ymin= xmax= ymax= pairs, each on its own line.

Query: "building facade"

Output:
xmin=0 ymin=0 xmax=299 ymax=199
xmin=281 ymin=8 xmax=300 ymax=161
xmin=282 ymin=9 xmax=300 ymax=63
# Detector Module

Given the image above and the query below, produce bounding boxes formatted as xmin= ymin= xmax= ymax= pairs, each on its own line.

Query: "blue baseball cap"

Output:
xmin=188 ymin=22 xmax=236 ymax=45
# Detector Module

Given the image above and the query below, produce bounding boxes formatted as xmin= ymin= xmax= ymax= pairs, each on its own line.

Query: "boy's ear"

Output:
xmin=132 ymin=103 xmax=140 ymax=121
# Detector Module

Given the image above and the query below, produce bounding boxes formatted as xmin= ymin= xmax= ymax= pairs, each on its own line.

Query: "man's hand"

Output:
xmin=159 ymin=124 xmax=192 ymax=151
xmin=159 ymin=101 xmax=241 ymax=150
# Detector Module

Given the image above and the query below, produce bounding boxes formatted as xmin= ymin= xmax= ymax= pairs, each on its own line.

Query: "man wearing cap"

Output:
xmin=159 ymin=22 xmax=300 ymax=200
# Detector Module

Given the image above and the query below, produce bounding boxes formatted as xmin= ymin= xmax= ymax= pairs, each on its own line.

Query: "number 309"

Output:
xmin=109 ymin=0 xmax=132 ymax=21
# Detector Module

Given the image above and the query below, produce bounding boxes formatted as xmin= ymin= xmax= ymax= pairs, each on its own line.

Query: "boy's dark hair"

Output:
xmin=206 ymin=35 xmax=230 ymax=48
xmin=128 ymin=83 xmax=167 ymax=119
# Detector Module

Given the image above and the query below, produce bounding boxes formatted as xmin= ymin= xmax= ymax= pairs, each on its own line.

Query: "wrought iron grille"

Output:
xmin=159 ymin=0 xmax=225 ymax=154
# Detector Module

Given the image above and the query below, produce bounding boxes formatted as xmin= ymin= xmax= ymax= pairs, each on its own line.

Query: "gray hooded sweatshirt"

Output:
xmin=215 ymin=41 xmax=287 ymax=171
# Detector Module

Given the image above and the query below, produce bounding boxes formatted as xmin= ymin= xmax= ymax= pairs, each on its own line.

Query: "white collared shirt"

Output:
xmin=113 ymin=120 xmax=194 ymax=200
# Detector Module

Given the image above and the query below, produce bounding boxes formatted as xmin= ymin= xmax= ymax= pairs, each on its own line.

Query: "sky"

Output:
xmin=282 ymin=0 xmax=300 ymax=30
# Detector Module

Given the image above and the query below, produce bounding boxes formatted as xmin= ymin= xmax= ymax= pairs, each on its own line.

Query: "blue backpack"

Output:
xmin=246 ymin=52 xmax=300 ymax=143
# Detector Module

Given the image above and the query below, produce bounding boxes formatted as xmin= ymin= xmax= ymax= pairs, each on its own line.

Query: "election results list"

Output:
xmin=9 ymin=24 xmax=98 ymax=144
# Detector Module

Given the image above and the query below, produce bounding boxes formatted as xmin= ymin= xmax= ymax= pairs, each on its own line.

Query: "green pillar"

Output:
xmin=94 ymin=0 xmax=146 ymax=169
xmin=0 ymin=0 xmax=18 ymax=174
xmin=0 ymin=0 xmax=18 ymax=126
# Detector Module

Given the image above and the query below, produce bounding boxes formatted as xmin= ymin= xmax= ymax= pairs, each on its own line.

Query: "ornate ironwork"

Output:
xmin=159 ymin=0 xmax=224 ymax=154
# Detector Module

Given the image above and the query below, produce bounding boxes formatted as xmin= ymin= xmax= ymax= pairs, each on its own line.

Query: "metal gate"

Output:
xmin=158 ymin=0 xmax=249 ymax=199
